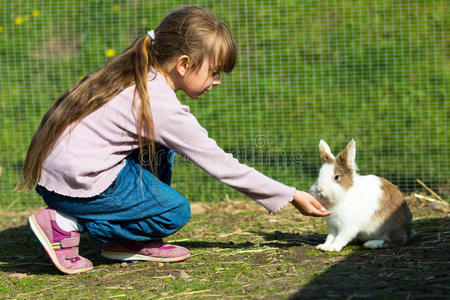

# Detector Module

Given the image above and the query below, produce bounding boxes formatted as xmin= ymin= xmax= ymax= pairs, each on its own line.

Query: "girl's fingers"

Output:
xmin=292 ymin=190 xmax=331 ymax=217
xmin=310 ymin=197 xmax=327 ymax=212
xmin=305 ymin=200 xmax=331 ymax=216
xmin=303 ymin=193 xmax=330 ymax=215
xmin=307 ymin=206 xmax=330 ymax=216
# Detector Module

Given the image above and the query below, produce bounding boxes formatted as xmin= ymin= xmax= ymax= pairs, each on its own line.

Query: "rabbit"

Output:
xmin=309 ymin=139 xmax=413 ymax=252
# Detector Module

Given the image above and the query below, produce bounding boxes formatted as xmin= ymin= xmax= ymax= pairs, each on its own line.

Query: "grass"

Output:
xmin=0 ymin=0 xmax=449 ymax=209
xmin=0 ymin=4 xmax=449 ymax=296
xmin=0 ymin=197 xmax=449 ymax=299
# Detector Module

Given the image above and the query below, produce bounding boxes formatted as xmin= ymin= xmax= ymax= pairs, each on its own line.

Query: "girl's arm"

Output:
xmin=291 ymin=191 xmax=331 ymax=217
xmin=155 ymin=102 xmax=296 ymax=214
xmin=149 ymin=74 xmax=327 ymax=215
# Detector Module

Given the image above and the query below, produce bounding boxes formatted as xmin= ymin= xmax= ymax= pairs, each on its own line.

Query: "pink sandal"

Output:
xmin=102 ymin=240 xmax=190 ymax=263
xmin=28 ymin=208 xmax=93 ymax=274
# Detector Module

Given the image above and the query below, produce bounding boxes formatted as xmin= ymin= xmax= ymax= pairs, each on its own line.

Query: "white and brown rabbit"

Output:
xmin=309 ymin=139 xmax=413 ymax=252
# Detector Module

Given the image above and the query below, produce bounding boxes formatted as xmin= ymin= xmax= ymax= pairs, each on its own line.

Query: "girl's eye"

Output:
xmin=334 ymin=174 xmax=341 ymax=181
xmin=211 ymin=71 xmax=220 ymax=80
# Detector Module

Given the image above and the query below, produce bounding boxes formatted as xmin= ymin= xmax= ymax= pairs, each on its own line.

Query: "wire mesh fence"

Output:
xmin=0 ymin=0 xmax=448 ymax=210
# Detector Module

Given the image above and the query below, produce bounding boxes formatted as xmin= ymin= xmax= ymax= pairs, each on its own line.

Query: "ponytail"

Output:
xmin=16 ymin=35 xmax=158 ymax=191
xmin=133 ymin=35 xmax=157 ymax=175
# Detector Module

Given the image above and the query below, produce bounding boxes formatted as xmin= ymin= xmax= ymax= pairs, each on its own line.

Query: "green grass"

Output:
xmin=0 ymin=200 xmax=448 ymax=299
xmin=0 ymin=0 xmax=449 ymax=209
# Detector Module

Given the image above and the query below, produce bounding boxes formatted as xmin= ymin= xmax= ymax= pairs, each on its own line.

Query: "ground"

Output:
xmin=0 ymin=195 xmax=448 ymax=299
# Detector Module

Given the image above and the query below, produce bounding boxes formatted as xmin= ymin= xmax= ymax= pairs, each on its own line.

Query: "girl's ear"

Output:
xmin=319 ymin=140 xmax=335 ymax=163
xmin=175 ymin=55 xmax=190 ymax=77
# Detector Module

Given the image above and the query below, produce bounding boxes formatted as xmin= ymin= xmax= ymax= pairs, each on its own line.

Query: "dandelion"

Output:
xmin=112 ymin=4 xmax=119 ymax=12
xmin=105 ymin=49 xmax=115 ymax=57
xmin=0 ymin=26 xmax=3 ymax=33
xmin=32 ymin=10 xmax=41 ymax=17
xmin=14 ymin=16 xmax=23 ymax=25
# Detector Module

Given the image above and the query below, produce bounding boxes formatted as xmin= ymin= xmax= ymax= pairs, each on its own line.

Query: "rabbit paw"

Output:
xmin=328 ymin=245 xmax=344 ymax=252
xmin=363 ymin=240 xmax=387 ymax=249
xmin=316 ymin=243 xmax=328 ymax=251
xmin=317 ymin=243 xmax=343 ymax=252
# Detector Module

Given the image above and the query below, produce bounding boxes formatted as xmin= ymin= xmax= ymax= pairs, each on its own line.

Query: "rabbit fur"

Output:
xmin=309 ymin=139 xmax=413 ymax=252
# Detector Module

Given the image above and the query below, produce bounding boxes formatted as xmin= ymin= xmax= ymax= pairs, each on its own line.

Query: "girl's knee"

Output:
xmin=171 ymin=196 xmax=191 ymax=229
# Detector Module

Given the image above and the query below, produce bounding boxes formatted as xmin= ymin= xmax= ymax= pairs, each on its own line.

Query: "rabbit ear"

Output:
xmin=336 ymin=139 xmax=357 ymax=171
xmin=319 ymin=140 xmax=335 ymax=163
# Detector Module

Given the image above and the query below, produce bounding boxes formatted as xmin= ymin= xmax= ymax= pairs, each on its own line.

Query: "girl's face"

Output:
xmin=179 ymin=58 xmax=222 ymax=99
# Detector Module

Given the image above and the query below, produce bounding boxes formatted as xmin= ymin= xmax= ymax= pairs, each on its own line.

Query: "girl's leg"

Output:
xmin=155 ymin=145 xmax=175 ymax=185
xmin=37 ymin=147 xmax=191 ymax=262
xmin=55 ymin=210 xmax=79 ymax=232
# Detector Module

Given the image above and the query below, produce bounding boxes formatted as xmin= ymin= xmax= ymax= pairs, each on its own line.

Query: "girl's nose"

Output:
xmin=212 ymin=76 xmax=221 ymax=86
xmin=212 ymin=72 xmax=221 ymax=86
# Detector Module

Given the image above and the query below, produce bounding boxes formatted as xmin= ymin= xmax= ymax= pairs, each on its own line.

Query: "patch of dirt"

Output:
xmin=190 ymin=198 xmax=267 ymax=215
xmin=187 ymin=196 xmax=450 ymax=299
xmin=0 ymin=195 xmax=448 ymax=299
xmin=290 ymin=217 xmax=450 ymax=299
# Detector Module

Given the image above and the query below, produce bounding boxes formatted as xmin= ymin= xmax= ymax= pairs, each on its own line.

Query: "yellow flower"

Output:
xmin=32 ymin=10 xmax=41 ymax=17
xmin=112 ymin=4 xmax=119 ymax=12
xmin=105 ymin=49 xmax=115 ymax=57
xmin=14 ymin=16 xmax=23 ymax=25
xmin=0 ymin=26 xmax=3 ymax=33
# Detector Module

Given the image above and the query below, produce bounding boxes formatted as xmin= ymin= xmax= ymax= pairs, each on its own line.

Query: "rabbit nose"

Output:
xmin=317 ymin=187 xmax=324 ymax=194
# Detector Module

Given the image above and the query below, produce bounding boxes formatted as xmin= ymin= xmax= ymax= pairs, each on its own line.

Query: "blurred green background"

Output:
xmin=0 ymin=0 xmax=448 ymax=210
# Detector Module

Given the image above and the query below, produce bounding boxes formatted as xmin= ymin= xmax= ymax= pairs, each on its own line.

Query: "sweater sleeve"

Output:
xmin=154 ymin=104 xmax=296 ymax=214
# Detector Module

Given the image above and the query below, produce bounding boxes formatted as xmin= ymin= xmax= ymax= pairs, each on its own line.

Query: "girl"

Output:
xmin=17 ymin=6 xmax=330 ymax=275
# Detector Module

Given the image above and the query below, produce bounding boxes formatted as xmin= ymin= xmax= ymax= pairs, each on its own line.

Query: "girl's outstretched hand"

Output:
xmin=291 ymin=190 xmax=331 ymax=217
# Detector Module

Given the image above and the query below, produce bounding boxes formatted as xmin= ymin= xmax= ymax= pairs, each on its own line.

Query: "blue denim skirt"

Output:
xmin=37 ymin=147 xmax=191 ymax=243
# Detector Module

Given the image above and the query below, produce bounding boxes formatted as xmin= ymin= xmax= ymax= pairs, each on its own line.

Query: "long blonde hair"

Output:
xmin=16 ymin=6 xmax=237 ymax=191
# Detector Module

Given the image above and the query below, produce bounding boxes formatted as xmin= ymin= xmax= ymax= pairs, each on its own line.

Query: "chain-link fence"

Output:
xmin=0 ymin=0 xmax=448 ymax=210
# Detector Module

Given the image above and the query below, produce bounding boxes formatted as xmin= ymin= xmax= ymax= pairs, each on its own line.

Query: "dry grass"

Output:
xmin=0 ymin=195 xmax=448 ymax=299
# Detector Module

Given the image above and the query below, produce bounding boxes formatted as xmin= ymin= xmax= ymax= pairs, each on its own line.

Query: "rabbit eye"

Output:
xmin=334 ymin=174 xmax=341 ymax=181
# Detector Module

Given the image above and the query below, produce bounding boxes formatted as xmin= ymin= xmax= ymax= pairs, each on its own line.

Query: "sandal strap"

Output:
xmin=65 ymin=247 xmax=79 ymax=260
xmin=51 ymin=239 xmax=80 ymax=259
xmin=60 ymin=235 xmax=80 ymax=248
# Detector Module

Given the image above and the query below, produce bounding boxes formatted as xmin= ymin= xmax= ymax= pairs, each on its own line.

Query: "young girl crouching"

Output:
xmin=17 ymin=6 xmax=330 ymax=275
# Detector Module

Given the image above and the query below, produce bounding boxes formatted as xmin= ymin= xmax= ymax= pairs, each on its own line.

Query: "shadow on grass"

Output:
xmin=175 ymin=240 xmax=256 ymax=249
xmin=0 ymin=224 xmax=113 ymax=275
xmin=263 ymin=217 xmax=449 ymax=299
xmin=175 ymin=232 xmax=326 ymax=250
xmin=254 ymin=230 xmax=326 ymax=247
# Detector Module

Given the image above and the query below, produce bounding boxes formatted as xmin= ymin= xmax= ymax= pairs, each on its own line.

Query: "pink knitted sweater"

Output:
xmin=39 ymin=71 xmax=296 ymax=213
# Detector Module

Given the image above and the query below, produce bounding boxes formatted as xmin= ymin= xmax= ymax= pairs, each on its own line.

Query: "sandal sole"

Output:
xmin=101 ymin=249 xmax=190 ymax=263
